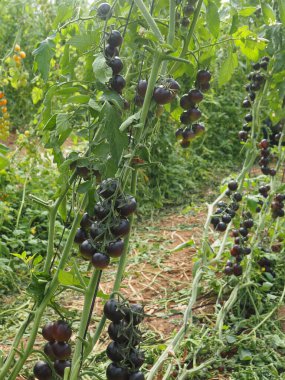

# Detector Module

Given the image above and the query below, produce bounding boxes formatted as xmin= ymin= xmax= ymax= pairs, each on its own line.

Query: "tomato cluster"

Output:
xmin=258 ymin=257 xmax=275 ymax=277
xmin=135 ymin=78 xmax=180 ymax=107
xmin=13 ymin=44 xmax=26 ymax=66
xmin=257 ymin=138 xmax=277 ymax=176
xmin=210 ymin=180 xmax=242 ymax=232
xmin=239 ymin=57 xmax=269 ymax=142
xmin=271 ymin=193 xmax=285 ymax=218
xmin=176 ymin=70 xmax=210 ymax=148
xmin=74 ymin=178 xmax=137 ymax=269
xmin=33 ymin=320 xmax=72 ymax=379
xmin=0 ymin=91 xmax=9 ymax=140
xmin=176 ymin=0 xmax=198 ymax=28
xmin=104 ymin=299 xmax=145 ymax=380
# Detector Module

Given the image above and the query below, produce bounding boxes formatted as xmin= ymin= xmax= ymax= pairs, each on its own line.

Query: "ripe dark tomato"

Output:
xmin=211 ymin=216 xmax=220 ymax=227
xmin=261 ymin=149 xmax=270 ymax=157
xmin=104 ymin=299 xmax=124 ymax=322
xmin=230 ymin=202 xmax=239 ymax=211
xmin=90 ymin=222 xmax=104 ymax=240
xmin=106 ymin=341 xmax=124 ymax=362
xmin=182 ymin=128 xmax=195 ymax=142
xmin=276 ymin=194 xmax=285 ymax=202
xmin=111 ymin=218 xmax=130 ymax=237
xmin=259 ymin=139 xmax=269 ymax=149
xmin=196 ymin=69 xmax=211 ymax=84
xmin=97 ymin=3 xmax=112 ymax=20
xmin=137 ymin=80 xmax=148 ymax=97
xmin=242 ymin=124 xmax=251 ymax=132
xmin=242 ymin=99 xmax=251 ymax=108
xmin=259 ymin=157 xmax=269 ymax=166
xmin=108 ymin=57 xmax=123 ymax=74
xmin=180 ymin=139 xmax=190 ymax=148
xmin=175 ymin=128 xmax=183 ymax=140
xmin=52 ymin=320 xmax=72 ymax=342
xmin=250 ymin=82 xmax=261 ymax=91
xmin=199 ymin=82 xmax=211 ymax=92
xmin=51 ymin=342 xmax=71 ymax=360
xmin=99 ymin=178 xmax=119 ymax=198
xmin=181 ymin=17 xmax=190 ymax=27
xmin=231 ymin=245 xmax=242 ymax=257
xmin=153 ymin=86 xmax=173 ymax=104
xmin=129 ymin=349 xmax=145 ymax=368
xmin=129 ymin=372 xmax=145 ymax=380
xmin=106 ymin=239 xmax=124 ymax=257
xmin=180 ymin=110 xmax=191 ymax=124
xmin=254 ymin=73 xmax=264 ymax=83
xmin=166 ymin=78 xmax=180 ymax=93
xmin=80 ymin=212 xmax=92 ymax=229
xmin=125 ymin=304 xmax=144 ymax=325
xmin=106 ymin=363 xmax=128 ymax=380
xmin=222 ymin=214 xmax=231 ymax=224
xmin=80 ymin=240 xmax=96 ymax=259
xmin=217 ymin=201 xmax=227 ymax=209
xmin=243 ymin=219 xmax=254 ymax=229
xmin=270 ymin=169 xmax=277 ymax=177
xmin=74 ymin=228 xmax=88 ymax=244
xmin=180 ymin=94 xmax=192 ymax=110
xmin=262 ymin=56 xmax=270 ymax=62
xmin=233 ymin=264 xmax=243 ymax=276
xmin=231 ymin=229 xmax=239 ymax=238
xmin=188 ymin=108 xmax=201 ymax=122
xmin=105 ymin=44 xmax=119 ymax=58
xmin=92 ymin=252 xmax=110 ymax=269
xmin=239 ymin=227 xmax=248 ymax=237
xmin=249 ymin=92 xmax=256 ymax=101
xmin=192 ymin=123 xmax=205 ymax=135
xmin=252 ymin=62 xmax=260 ymax=70
xmin=134 ymin=95 xmax=144 ymax=107
xmin=44 ymin=342 xmax=56 ymax=361
xmin=244 ymin=114 xmax=253 ymax=122
xmin=243 ymin=247 xmax=251 ymax=255
xmin=183 ymin=4 xmax=195 ymax=16
xmin=260 ymin=61 xmax=268 ymax=70
xmin=245 ymin=84 xmax=251 ymax=92
xmin=261 ymin=166 xmax=270 ymax=175
xmin=108 ymin=321 xmax=132 ymax=343
xmin=54 ymin=360 xmax=71 ymax=377
xmin=228 ymin=180 xmax=238 ymax=191
xmin=233 ymin=192 xmax=242 ymax=202
xmin=239 ymin=131 xmax=248 ymax=141
xmin=116 ymin=195 xmax=137 ymax=216
xmin=216 ymin=222 xmax=227 ymax=232
xmin=108 ymin=30 xmax=123 ymax=47
xmin=111 ymin=75 xmax=126 ymax=93
xmin=42 ymin=323 xmax=55 ymax=342
xmin=188 ymin=89 xmax=203 ymax=104
xmin=226 ymin=208 xmax=236 ymax=218
xmin=33 ymin=361 xmax=52 ymax=380
xmin=76 ymin=166 xmax=90 ymax=179
xmin=94 ymin=201 xmax=111 ymax=220
xmin=224 ymin=266 xmax=233 ymax=275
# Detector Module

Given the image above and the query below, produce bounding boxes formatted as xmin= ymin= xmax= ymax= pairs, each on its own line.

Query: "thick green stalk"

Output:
xmin=69 ymin=269 xmax=101 ymax=380
xmin=2 ymin=194 xmax=88 ymax=380
xmin=170 ymin=0 xmax=203 ymax=74
xmin=134 ymin=0 xmax=164 ymax=42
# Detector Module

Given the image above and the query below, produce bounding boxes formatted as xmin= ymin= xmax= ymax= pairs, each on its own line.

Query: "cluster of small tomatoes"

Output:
xmin=74 ymin=178 xmax=137 ymax=269
xmin=0 ymin=91 xmax=9 ymax=140
xmin=12 ymin=43 xmax=26 ymax=66
xmin=104 ymin=299 xmax=145 ymax=380
xmin=176 ymin=0 xmax=199 ymax=28
xmin=33 ymin=320 xmax=72 ymax=379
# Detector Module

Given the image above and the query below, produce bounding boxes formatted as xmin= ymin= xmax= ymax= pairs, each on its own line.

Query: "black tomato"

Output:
xmin=108 ymin=30 xmax=123 ymax=47
xmin=196 ymin=69 xmax=211 ymax=84
xmin=129 ymin=349 xmax=145 ymax=368
xmin=52 ymin=320 xmax=72 ymax=342
xmin=115 ymin=195 xmax=137 ymax=216
xmin=97 ymin=3 xmax=112 ymax=20
xmin=182 ymin=128 xmax=195 ymax=142
xmin=192 ymin=123 xmax=205 ymax=135
xmin=137 ymin=80 xmax=148 ymax=97
xmin=108 ymin=321 xmax=130 ymax=343
xmin=188 ymin=89 xmax=203 ymax=104
xmin=111 ymin=75 xmax=126 ymax=93
xmin=90 ymin=222 xmax=104 ymax=240
xmin=228 ymin=180 xmax=238 ymax=191
xmin=80 ymin=212 xmax=92 ymax=229
xmin=216 ymin=222 xmax=227 ymax=232
xmin=108 ymin=57 xmax=123 ymax=75
xmin=33 ymin=361 xmax=52 ymax=380
xmin=233 ymin=264 xmax=243 ymax=276
xmin=42 ymin=323 xmax=55 ymax=342
xmin=94 ymin=201 xmax=111 ymax=220
xmin=129 ymin=372 xmax=145 ymax=380
xmin=44 ymin=342 xmax=56 ymax=361
xmin=242 ymin=99 xmax=251 ymax=108
xmin=183 ymin=4 xmax=195 ymax=16
xmin=54 ymin=360 xmax=71 ymax=377
xmin=180 ymin=94 xmax=192 ymax=110
xmin=106 ymin=341 xmax=124 ymax=362
xmin=188 ymin=108 xmax=201 ymax=122
xmin=106 ymin=363 xmax=129 ymax=380
xmin=153 ymin=86 xmax=173 ymax=104
xmin=92 ymin=252 xmax=110 ymax=269
xmin=244 ymin=114 xmax=253 ymax=122
xmin=99 ymin=178 xmax=119 ymax=198
xmin=106 ymin=239 xmax=124 ymax=257
xmin=233 ymin=192 xmax=242 ymax=202
xmin=125 ymin=304 xmax=144 ymax=325
xmin=104 ymin=299 xmax=124 ymax=322
xmin=166 ymin=78 xmax=180 ymax=93
xmin=79 ymin=240 xmax=96 ymax=259
xmin=74 ymin=228 xmax=88 ymax=244
xmin=105 ymin=44 xmax=119 ymax=58
xmin=111 ymin=219 xmax=130 ymax=237
xmin=51 ymin=342 xmax=71 ymax=360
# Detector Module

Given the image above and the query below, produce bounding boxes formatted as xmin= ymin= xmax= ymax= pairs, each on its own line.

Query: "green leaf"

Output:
xmin=238 ymin=7 xmax=257 ymax=17
xmin=229 ymin=12 xmax=239 ymax=34
xmin=278 ymin=0 xmax=285 ymax=24
xmin=68 ymin=32 xmax=98 ymax=52
xmin=226 ymin=335 xmax=237 ymax=344
xmin=119 ymin=111 xmax=141 ymax=132
xmin=58 ymin=270 xmax=82 ymax=287
xmin=218 ymin=50 xmax=238 ymax=87
xmin=239 ymin=349 xmax=253 ymax=361
xmin=77 ymin=181 xmax=92 ymax=194
xmin=206 ymin=1 xmax=220 ymax=39
xmin=246 ymin=195 xmax=259 ymax=213
xmin=43 ymin=114 xmax=58 ymax=131
xmin=0 ymin=153 xmax=9 ymax=170
xmin=33 ymin=35 xmax=55 ymax=81
xmin=261 ymin=281 xmax=273 ymax=291
xmin=67 ymin=95 xmax=90 ymax=104
xmin=261 ymin=3 xmax=276 ymax=25
xmin=32 ymin=87 xmax=44 ymax=104
xmin=0 ymin=143 xmax=9 ymax=154
xmin=92 ymin=54 xmax=112 ymax=84
xmin=171 ymin=239 xmax=195 ymax=252
xmin=56 ymin=113 xmax=71 ymax=134
xmin=52 ymin=2 xmax=74 ymax=28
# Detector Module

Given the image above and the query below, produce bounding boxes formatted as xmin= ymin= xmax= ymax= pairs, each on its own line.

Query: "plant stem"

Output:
xmin=2 ymin=194 xmax=88 ymax=380
xmin=15 ymin=161 xmax=33 ymax=229
xmin=134 ymin=0 xmax=164 ymax=42
xmin=69 ymin=269 xmax=101 ymax=380
xmin=170 ymin=0 xmax=203 ymax=74
xmin=161 ymin=0 xmax=176 ymax=74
